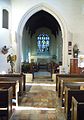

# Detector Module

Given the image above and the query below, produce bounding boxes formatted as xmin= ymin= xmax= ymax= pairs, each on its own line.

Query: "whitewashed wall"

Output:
xmin=11 ymin=0 xmax=84 ymax=36
xmin=11 ymin=0 xmax=84 ymax=71
xmin=0 ymin=0 xmax=12 ymax=73
xmin=0 ymin=0 xmax=84 ymax=72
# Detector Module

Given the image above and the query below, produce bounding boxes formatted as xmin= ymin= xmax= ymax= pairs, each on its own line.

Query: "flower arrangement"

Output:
xmin=7 ymin=54 xmax=17 ymax=73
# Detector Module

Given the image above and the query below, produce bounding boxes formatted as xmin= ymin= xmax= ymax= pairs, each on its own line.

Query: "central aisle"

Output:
xmin=10 ymin=73 xmax=66 ymax=120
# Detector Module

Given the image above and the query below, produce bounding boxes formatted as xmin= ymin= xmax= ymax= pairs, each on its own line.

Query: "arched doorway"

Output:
xmin=16 ymin=3 xmax=68 ymax=72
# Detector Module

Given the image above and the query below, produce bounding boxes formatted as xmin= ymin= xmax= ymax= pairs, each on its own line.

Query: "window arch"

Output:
xmin=2 ymin=9 xmax=9 ymax=29
xmin=37 ymin=33 xmax=50 ymax=55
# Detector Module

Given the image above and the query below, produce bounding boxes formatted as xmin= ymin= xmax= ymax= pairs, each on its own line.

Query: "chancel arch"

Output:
xmin=16 ymin=3 xmax=68 ymax=72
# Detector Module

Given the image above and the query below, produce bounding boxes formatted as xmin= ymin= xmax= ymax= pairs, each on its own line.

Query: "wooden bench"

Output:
xmin=0 ymin=86 xmax=13 ymax=120
xmin=60 ymin=79 xmax=84 ymax=104
xmin=56 ymin=74 xmax=84 ymax=92
xmin=0 ymin=73 xmax=25 ymax=96
xmin=64 ymin=88 xmax=84 ymax=120
xmin=71 ymin=96 xmax=84 ymax=120
xmin=64 ymin=86 xmax=80 ymax=115
xmin=57 ymin=76 xmax=84 ymax=97
xmin=0 ymin=80 xmax=19 ymax=106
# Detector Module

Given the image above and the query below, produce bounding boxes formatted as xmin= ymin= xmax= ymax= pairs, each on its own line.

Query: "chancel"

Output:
xmin=0 ymin=0 xmax=84 ymax=120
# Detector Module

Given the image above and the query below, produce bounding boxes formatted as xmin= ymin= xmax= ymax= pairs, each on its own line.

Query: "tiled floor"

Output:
xmin=9 ymin=71 xmax=66 ymax=120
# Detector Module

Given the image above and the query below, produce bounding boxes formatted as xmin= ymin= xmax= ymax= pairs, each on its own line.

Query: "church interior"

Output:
xmin=0 ymin=0 xmax=84 ymax=120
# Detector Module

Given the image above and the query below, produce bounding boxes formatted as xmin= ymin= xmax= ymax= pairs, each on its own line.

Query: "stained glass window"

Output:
xmin=37 ymin=33 xmax=50 ymax=55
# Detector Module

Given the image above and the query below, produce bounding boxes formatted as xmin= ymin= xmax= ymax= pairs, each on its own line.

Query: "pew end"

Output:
xmin=64 ymin=89 xmax=84 ymax=120
xmin=0 ymin=86 xmax=13 ymax=120
xmin=71 ymin=96 xmax=84 ymax=120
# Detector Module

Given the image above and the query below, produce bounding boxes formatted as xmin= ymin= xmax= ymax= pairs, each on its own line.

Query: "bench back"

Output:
xmin=65 ymin=89 xmax=84 ymax=120
xmin=71 ymin=96 xmax=84 ymax=120
xmin=56 ymin=74 xmax=84 ymax=91
xmin=0 ymin=73 xmax=25 ymax=95
xmin=0 ymin=86 xmax=13 ymax=119
xmin=58 ymin=78 xmax=84 ymax=97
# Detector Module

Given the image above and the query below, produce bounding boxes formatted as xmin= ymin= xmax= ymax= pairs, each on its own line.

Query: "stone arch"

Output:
xmin=16 ymin=3 xmax=68 ymax=72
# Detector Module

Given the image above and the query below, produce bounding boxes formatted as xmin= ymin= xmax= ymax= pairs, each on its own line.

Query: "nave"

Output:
xmin=10 ymin=71 xmax=66 ymax=120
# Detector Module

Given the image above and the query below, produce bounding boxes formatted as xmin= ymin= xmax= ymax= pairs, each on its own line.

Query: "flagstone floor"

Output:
xmin=9 ymin=71 xmax=66 ymax=120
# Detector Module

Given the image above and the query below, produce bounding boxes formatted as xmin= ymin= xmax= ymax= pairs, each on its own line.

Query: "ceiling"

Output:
xmin=25 ymin=10 xmax=61 ymax=37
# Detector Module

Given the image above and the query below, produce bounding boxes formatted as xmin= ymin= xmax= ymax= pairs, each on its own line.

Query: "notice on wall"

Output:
xmin=59 ymin=66 xmax=69 ymax=74
xmin=78 ymin=54 xmax=84 ymax=68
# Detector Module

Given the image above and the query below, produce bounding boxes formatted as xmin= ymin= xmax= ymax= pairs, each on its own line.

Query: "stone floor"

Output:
xmin=9 ymin=71 xmax=66 ymax=120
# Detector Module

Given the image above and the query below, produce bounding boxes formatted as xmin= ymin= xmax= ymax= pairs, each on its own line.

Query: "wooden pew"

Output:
xmin=0 ymin=86 xmax=13 ymax=120
xmin=57 ymin=76 xmax=84 ymax=97
xmin=56 ymin=74 xmax=84 ymax=92
xmin=64 ymin=87 xmax=80 ymax=115
xmin=58 ymin=77 xmax=84 ymax=98
xmin=71 ymin=96 xmax=84 ymax=120
xmin=64 ymin=87 xmax=84 ymax=120
xmin=0 ymin=73 xmax=25 ymax=96
xmin=0 ymin=80 xmax=19 ymax=106
xmin=60 ymin=79 xmax=84 ymax=104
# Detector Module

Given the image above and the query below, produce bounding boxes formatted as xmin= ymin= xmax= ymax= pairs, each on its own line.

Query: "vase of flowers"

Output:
xmin=7 ymin=54 xmax=17 ymax=73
